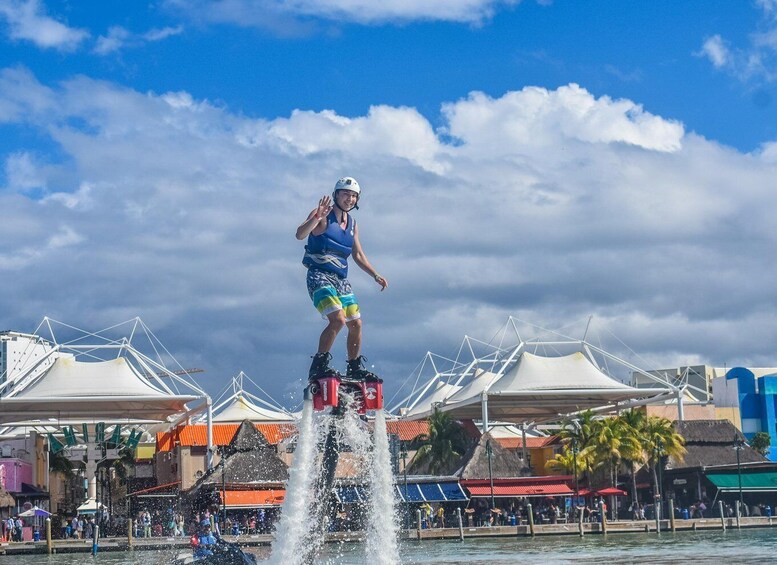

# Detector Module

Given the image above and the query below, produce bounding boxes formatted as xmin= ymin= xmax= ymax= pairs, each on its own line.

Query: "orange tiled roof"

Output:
xmin=493 ymin=436 xmax=558 ymax=449
xmin=383 ymin=420 xmax=429 ymax=441
xmin=156 ymin=423 xmax=297 ymax=452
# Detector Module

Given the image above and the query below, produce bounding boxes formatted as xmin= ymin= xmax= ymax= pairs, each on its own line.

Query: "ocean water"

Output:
xmin=4 ymin=528 xmax=777 ymax=564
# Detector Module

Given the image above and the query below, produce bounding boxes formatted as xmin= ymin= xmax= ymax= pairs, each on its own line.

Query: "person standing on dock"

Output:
xmin=296 ymin=177 xmax=388 ymax=382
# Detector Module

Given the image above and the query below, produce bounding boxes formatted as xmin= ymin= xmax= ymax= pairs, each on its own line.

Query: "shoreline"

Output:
xmin=1 ymin=515 xmax=774 ymax=555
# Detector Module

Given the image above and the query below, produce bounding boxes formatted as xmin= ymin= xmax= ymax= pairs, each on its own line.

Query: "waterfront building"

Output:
xmin=712 ymin=368 xmax=777 ymax=460
xmin=664 ymin=419 xmax=777 ymax=512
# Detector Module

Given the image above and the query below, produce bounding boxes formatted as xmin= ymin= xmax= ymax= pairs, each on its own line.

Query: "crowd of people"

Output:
xmin=2 ymin=516 xmax=23 ymax=542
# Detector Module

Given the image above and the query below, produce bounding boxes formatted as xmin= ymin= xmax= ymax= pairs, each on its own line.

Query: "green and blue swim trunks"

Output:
xmin=306 ymin=268 xmax=360 ymax=321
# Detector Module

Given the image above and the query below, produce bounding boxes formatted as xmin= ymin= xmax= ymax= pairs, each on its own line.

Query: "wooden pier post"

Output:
xmin=578 ymin=506 xmax=584 ymax=538
xmin=668 ymin=499 xmax=676 ymax=533
xmin=599 ymin=499 xmax=607 ymax=535
xmin=527 ymin=503 xmax=535 ymax=537
xmin=128 ymin=518 xmax=134 ymax=549
xmin=457 ymin=507 xmax=464 ymax=541
xmin=416 ymin=509 xmax=422 ymax=540
xmin=719 ymin=501 xmax=726 ymax=532
xmin=735 ymin=501 xmax=741 ymax=530
xmin=45 ymin=517 xmax=52 ymax=554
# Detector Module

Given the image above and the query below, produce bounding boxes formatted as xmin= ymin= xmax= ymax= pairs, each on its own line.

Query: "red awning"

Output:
xmin=596 ymin=487 xmax=628 ymax=496
xmin=466 ymin=483 xmax=573 ymax=497
xmin=222 ymin=489 xmax=285 ymax=508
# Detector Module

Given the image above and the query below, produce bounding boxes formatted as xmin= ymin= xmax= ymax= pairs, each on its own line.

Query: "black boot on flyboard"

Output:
xmin=308 ymin=351 xmax=342 ymax=382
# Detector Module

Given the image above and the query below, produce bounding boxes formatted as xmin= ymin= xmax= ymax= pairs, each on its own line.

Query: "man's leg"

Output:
xmin=345 ymin=318 xmax=361 ymax=360
xmin=319 ymin=311 xmax=346 ymax=354
xmin=309 ymin=311 xmax=346 ymax=380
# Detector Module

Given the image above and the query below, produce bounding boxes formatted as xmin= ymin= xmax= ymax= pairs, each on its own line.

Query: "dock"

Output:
xmin=1 ymin=516 xmax=774 ymax=555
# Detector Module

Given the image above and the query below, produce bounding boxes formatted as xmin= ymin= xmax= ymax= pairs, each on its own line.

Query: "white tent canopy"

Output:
xmin=205 ymin=371 xmax=294 ymax=424
xmin=401 ymin=337 xmax=674 ymax=427
xmin=76 ymin=498 xmax=106 ymax=515
xmin=0 ymin=357 xmax=200 ymax=424
xmin=213 ymin=394 xmax=294 ymax=423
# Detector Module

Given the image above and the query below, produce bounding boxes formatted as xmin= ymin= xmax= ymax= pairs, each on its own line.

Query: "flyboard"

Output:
xmin=303 ymin=372 xmax=384 ymax=550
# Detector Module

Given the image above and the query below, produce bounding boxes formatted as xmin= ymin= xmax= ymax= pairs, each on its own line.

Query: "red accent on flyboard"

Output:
xmin=311 ymin=377 xmax=383 ymax=413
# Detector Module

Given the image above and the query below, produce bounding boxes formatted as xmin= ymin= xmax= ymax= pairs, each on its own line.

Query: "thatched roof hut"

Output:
xmin=200 ymin=419 xmax=289 ymax=486
xmin=667 ymin=419 xmax=767 ymax=470
xmin=0 ymin=486 xmax=14 ymax=509
xmin=458 ymin=432 xmax=528 ymax=479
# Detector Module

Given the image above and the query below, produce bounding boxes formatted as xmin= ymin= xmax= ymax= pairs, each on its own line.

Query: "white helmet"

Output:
xmin=334 ymin=177 xmax=361 ymax=195
xmin=332 ymin=177 xmax=361 ymax=211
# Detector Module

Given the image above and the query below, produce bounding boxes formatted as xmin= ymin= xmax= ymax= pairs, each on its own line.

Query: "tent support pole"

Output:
xmin=521 ymin=423 xmax=528 ymax=469
xmin=206 ymin=398 xmax=214 ymax=470
xmin=677 ymin=388 xmax=685 ymax=422
xmin=481 ymin=393 xmax=489 ymax=434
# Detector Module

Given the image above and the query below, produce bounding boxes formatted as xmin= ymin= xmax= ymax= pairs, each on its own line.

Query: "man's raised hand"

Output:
xmin=315 ymin=196 xmax=333 ymax=220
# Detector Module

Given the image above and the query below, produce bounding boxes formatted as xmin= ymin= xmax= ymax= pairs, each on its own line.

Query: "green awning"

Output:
xmin=707 ymin=471 xmax=777 ymax=492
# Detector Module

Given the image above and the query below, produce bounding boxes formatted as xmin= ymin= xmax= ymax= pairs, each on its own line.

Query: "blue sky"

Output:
xmin=1 ymin=0 xmax=777 ymax=408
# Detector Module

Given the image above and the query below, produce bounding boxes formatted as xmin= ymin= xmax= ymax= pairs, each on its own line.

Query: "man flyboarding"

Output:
xmin=296 ymin=177 xmax=388 ymax=383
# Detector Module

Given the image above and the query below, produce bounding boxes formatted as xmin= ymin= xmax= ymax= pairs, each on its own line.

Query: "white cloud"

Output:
xmin=700 ymin=35 xmax=730 ymax=68
xmin=165 ymin=0 xmax=520 ymax=27
xmin=94 ymin=24 xmax=184 ymax=55
xmin=442 ymin=85 xmax=684 ymax=153
xmin=1 ymin=68 xmax=776 ymax=401
xmin=699 ymin=4 xmax=777 ymax=82
xmin=0 ymin=0 xmax=88 ymax=51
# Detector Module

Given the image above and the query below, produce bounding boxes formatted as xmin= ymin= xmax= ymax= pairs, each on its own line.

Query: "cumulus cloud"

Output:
xmin=94 ymin=25 xmax=184 ymax=55
xmin=0 ymin=0 xmax=88 ymax=51
xmin=165 ymin=0 xmax=520 ymax=28
xmin=1 ymin=67 xmax=776 ymax=403
xmin=700 ymin=35 xmax=730 ymax=68
xmin=699 ymin=3 xmax=777 ymax=82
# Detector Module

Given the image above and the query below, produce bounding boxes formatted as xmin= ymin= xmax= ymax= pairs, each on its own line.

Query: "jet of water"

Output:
xmin=366 ymin=410 xmax=400 ymax=565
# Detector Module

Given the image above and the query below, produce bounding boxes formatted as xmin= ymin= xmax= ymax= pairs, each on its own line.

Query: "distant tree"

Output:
xmin=112 ymin=447 xmax=137 ymax=484
xmin=547 ymin=446 xmax=586 ymax=479
xmin=590 ymin=416 xmax=642 ymax=491
xmin=409 ymin=407 xmax=469 ymax=475
xmin=49 ymin=450 xmax=74 ymax=475
xmin=751 ymin=432 xmax=771 ymax=456
xmin=642 ymin=416 xmax=686 ymax=500
xmin=617 ymin=409 xmax=648 ymax=505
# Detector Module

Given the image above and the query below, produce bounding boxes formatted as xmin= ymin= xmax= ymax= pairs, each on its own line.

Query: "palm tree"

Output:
xmin=547 ymin=446 xmax=585 ymax=478
xmin=617 ymin=409 xmax=648 ymax=505
xmin=642 ymin=416 xmax=686 ymax=503
xmin=590 ymin=417 xmax=642 ymax=491
xmin=49 ymin=451 xmax=74 ymax=475
xmin=408 ymin=407 xmax=469 ymax=475
xmin=558 ymin=409 xmax=597 ymax=451
xmin=556 ymin=410 xmax=599 ymax=484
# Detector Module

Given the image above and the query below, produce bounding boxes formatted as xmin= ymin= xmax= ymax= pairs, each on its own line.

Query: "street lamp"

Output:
xmin=571 ymin=438 xmax=579 ymax=501
xmin=734 ymin=433 xmax=745 ymax=512
xmin=485 ymin=439 xmax=495 ymax=511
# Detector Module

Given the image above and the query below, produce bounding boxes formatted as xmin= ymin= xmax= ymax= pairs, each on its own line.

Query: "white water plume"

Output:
xmin=270 ymin=399 xmax=319 ymax=564
xmin=366 ymin=410 xmax=400 ymax=565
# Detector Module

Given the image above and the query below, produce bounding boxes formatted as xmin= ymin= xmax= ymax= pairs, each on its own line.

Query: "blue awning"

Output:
xmin=395 ymin=482 xmax=468 ymax=503
xmin=335 ymin=485 xmax=366 ymax=503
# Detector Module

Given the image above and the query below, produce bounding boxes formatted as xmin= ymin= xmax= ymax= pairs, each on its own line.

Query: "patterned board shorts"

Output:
xmin=306 ymin=268 xmax=360 ymax=321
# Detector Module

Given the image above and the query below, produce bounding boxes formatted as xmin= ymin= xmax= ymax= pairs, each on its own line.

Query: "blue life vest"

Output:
xmin=302 ymin=211 xmax=355 ymax=278
xmin=194 ymin=533 xmax=216 ymax=557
